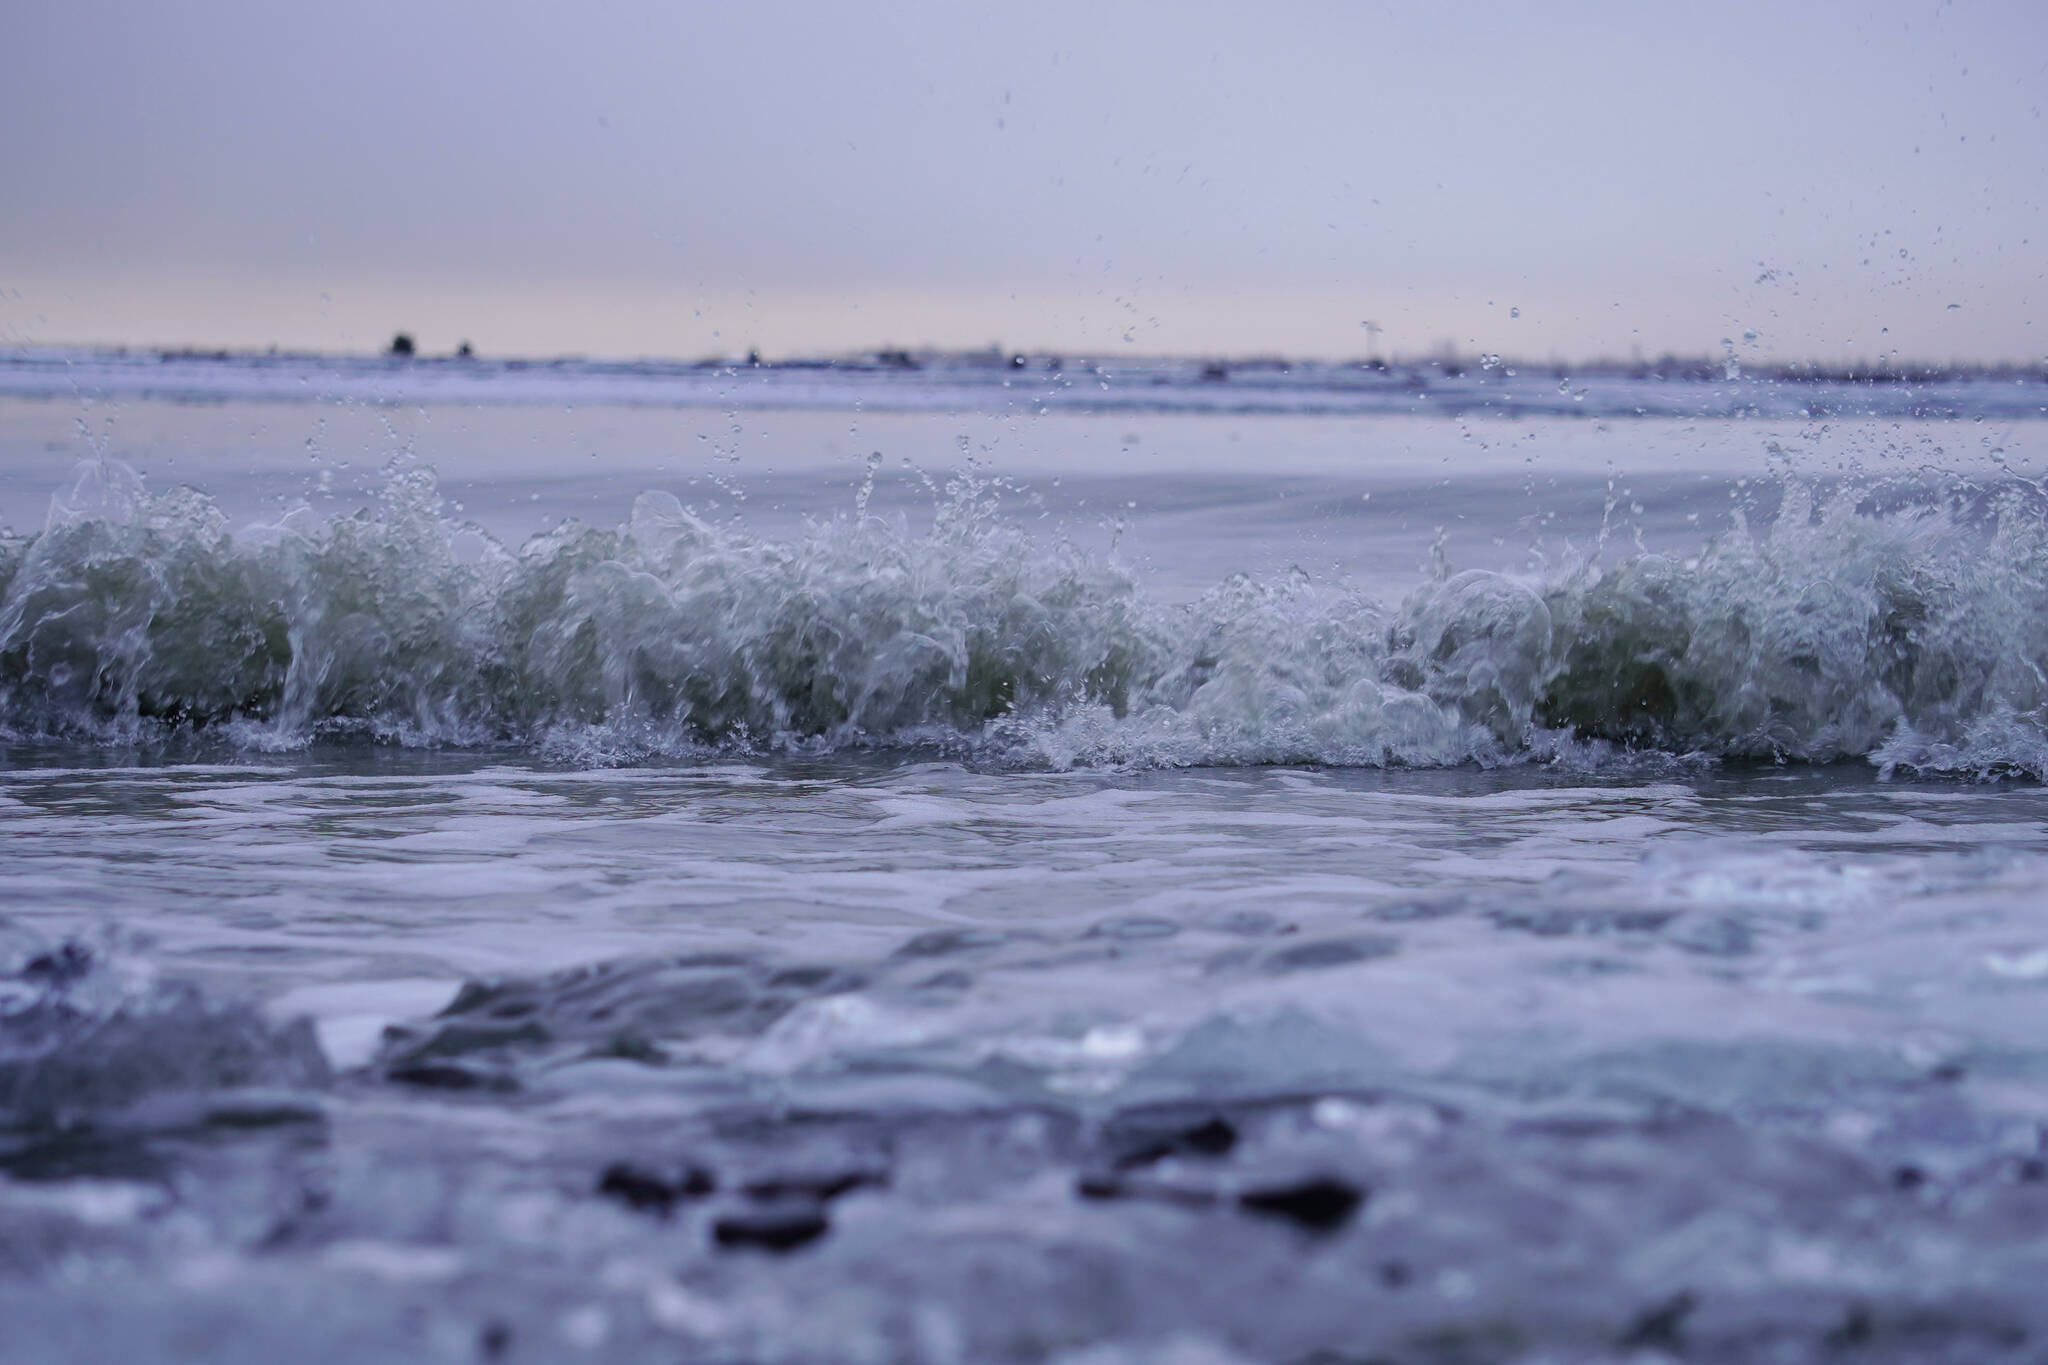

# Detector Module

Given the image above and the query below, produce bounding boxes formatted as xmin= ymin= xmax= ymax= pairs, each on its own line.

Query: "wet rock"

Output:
xmin=1236 ymin=1176 xmax=1365 ymax=1232
xmin=712 ymin=1206 xmax=830 ymax=1253
xmin=597 ymin=1161 xmax=715 ymax=1215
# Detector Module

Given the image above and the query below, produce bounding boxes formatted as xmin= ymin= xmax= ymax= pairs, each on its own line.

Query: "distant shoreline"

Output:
xmin=4 ymin=345 xmax=2045 ymax=421
xmin=13 ymin=340 xmax=2048 ymax=383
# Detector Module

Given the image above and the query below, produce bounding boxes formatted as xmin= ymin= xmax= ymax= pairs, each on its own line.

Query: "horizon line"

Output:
xmin=10 ymin=338 xmax=2047 ymax=380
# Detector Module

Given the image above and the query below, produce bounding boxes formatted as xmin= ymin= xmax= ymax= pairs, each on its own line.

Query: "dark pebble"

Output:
xmin=1237 ymin=1176 xmax=1365 ymax=1232
xmin=712 ymin=1208 xmax=830 ymax=1253
xmin=597 ymin=1162 xmax=716 ymax=1215
xmin=1076 ymin=1173 xmax=1123 ymax=1201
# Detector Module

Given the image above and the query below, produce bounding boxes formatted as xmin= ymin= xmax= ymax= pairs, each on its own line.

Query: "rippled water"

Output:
xmin=4 ymin=391 xmax=2047 ymax=1363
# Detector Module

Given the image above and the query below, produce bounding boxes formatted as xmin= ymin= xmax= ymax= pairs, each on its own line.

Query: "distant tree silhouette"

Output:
xmin=388 ymin=333 xmax=415 ymax=357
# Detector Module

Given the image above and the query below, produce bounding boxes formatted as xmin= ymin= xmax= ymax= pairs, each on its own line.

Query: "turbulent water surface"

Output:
xmin=3 ymin=380 xmax=2048 ymax=1364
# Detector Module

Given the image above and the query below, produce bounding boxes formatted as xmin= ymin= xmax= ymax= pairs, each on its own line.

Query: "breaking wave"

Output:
xmin=3 ymin=460 xmax=2047 ymax=777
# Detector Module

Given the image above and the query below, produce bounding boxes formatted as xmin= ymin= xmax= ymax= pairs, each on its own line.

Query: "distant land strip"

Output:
xmin=3 ymin=345 xmax=2044 ymax=421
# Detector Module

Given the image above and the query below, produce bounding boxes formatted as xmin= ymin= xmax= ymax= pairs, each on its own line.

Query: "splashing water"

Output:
xmin=3 ymin=460 xmax=2047 ymax=777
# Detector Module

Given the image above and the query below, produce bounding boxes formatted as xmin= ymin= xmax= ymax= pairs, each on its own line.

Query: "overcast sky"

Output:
xmin=3 ymin=0 xmax=2043 ymax=361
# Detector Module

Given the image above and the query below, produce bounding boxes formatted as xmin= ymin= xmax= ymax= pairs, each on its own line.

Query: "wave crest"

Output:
xmin=3 ymin=462 xmax=2045 ymax=776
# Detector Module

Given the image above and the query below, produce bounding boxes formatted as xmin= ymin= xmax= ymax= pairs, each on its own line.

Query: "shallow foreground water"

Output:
xmin=3 ymin=381 xmax=2047 ymax=1363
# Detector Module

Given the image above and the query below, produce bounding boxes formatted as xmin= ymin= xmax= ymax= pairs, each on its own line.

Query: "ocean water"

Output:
xmin=4 ymin=369 xmax=2048 ymax=1364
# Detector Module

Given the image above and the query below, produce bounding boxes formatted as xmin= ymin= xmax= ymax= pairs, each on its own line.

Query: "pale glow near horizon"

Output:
xmin=4 ymin=1 xmax=2044 ymax=363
